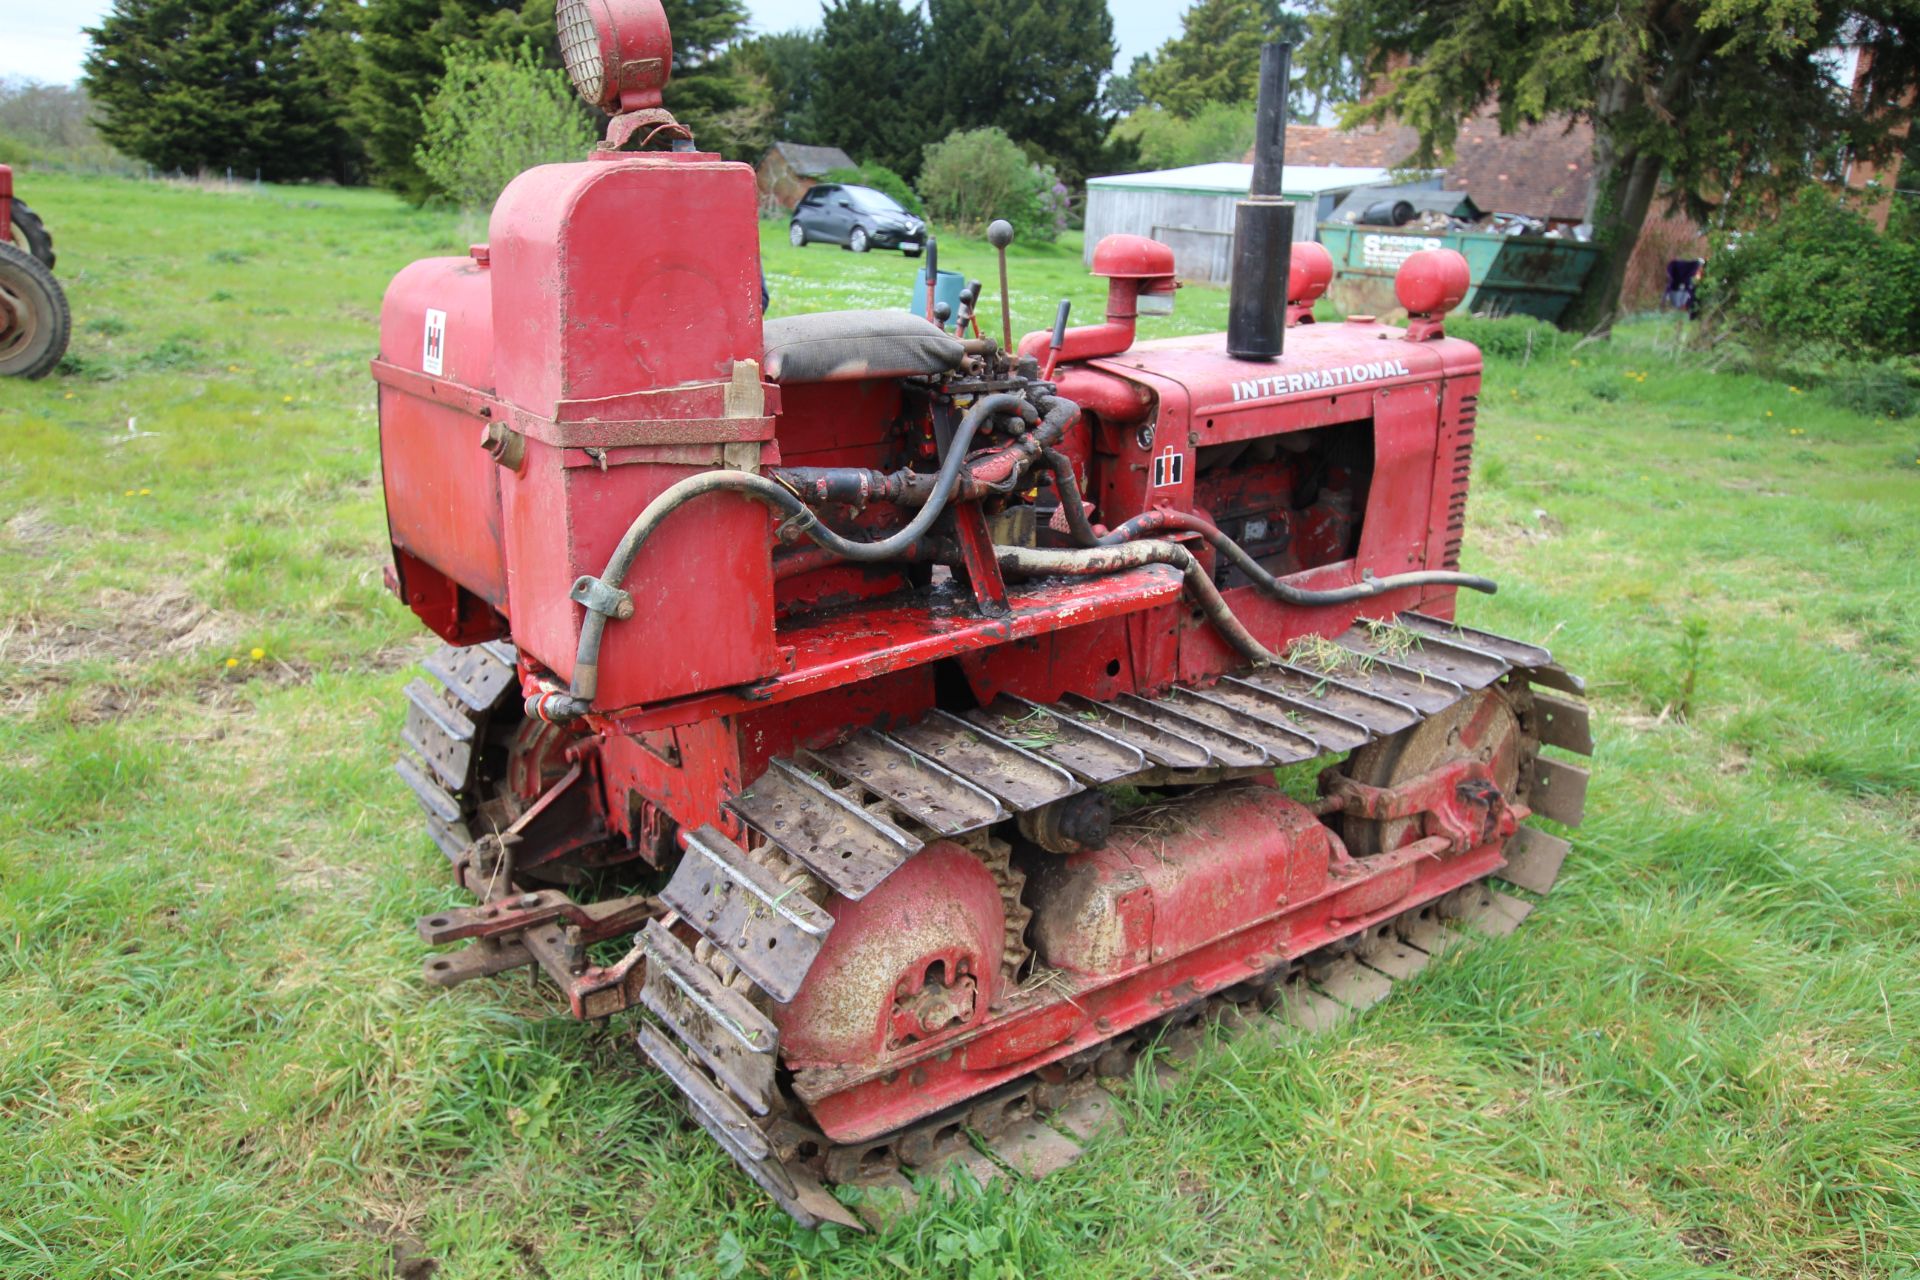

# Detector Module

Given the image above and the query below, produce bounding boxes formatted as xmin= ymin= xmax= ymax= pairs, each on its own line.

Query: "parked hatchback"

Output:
xmin=789 ymin=184 xmax=927 ymax=256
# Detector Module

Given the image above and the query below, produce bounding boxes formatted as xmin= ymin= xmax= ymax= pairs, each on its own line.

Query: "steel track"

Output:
xmin=397 ymin=616 xmax=1590 ymax=1230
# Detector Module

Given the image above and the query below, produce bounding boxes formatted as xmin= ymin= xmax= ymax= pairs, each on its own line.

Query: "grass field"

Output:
xmin=2 ymin=172 xmax=1918 ymax=1280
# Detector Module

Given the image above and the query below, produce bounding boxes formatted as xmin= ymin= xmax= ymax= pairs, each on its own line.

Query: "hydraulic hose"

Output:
xmin=1037 ymin=449 xmax=1101 ymax=548
xmin=538 ymin=392 xmax=1049 ymax=720
xmin=997 ymin=543 xmax=1280 ymax=667
xmin=1095 ymin=508 xmax=1497 ymax=607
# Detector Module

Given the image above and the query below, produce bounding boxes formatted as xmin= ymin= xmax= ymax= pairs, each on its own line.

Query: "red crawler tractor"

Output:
xmin=377 ymin=1 xmax=1591 ymax=1227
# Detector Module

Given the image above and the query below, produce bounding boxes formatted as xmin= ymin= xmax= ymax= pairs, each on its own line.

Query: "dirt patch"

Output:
xmin=1679 ymin=1225 xmax=1734 ymax=1266
xmin=361 ymin=639 xmax=437 ymax=673
xmin=1 ymin=585 xmax=247 ymax=715
xmin=66 ymin=682 xmax=149 ymax=725
xmin=3 ymin=507 xmax=60 ymax=546
xmin=2 ymin=586 xmax=239 ymax=669
xmin=201 ymin=656 xmax=320 ymax=708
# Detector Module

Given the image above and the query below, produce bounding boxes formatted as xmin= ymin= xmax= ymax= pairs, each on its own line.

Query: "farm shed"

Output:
xmin=1083 ymin=163 xmax=1437 ymax=284
xmin=757 ymin=142 xmax=855 ymax=212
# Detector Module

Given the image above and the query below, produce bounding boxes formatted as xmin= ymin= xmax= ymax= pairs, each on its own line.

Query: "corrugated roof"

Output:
xmin=770 ymin=142 xmax=855 ymax=177
xmin=1086 ymin=162 xmax=1396 ymax=196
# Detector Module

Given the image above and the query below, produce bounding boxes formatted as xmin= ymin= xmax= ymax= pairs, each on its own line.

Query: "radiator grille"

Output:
xmin=1442 ymin=394 xmax=1476 ymax=569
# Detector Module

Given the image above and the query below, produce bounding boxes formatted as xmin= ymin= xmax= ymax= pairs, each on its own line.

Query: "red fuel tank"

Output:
xmin=377 ymin=152 xmax=782 ymax=707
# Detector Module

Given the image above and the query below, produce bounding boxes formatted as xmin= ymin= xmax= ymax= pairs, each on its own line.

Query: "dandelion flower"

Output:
xmin=225 ymin=657 xmax=240 ymax=668
xmin=282 ymin=395 xmax=294 ymax=403
xmin=140 ymin=488 xmax=151 ymax=495
xmin=124 ymin=489 xmax=135 ymax=496
xmin=227 ymin=365 xmax=240 ymax=373
xmin=250 ymin=647 xmax=265 ymax=660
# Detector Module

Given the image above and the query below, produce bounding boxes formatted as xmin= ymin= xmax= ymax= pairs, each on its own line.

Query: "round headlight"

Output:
xmin=557 ymin=0 xmax=609 ymax=109
xmin=553 ymin=0 xmax=673 ymax=115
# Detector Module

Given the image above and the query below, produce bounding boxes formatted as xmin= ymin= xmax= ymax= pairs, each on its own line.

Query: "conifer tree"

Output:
xmin=1136 ymin=0 xmax=1305 ymax=119
xmin=923 ymin=0 xmax=1118 ymax=184
xmin=805 ymin=0 xmax=932 ymax=178
xmin=349 ymin=0 xmax=553 ymax=202
xmin=83 ymin=0 xmax=354 ymax=182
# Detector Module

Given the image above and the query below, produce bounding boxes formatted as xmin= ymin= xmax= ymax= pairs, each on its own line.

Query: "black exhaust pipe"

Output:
xmin=1227 ymin=42 xmax=1295 ymax=362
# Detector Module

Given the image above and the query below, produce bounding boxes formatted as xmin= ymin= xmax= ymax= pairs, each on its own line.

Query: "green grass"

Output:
xmin=3 ymin=172 xmax=1918 ymax=1279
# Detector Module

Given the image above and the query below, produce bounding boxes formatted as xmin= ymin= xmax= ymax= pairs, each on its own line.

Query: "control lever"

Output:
xmin=987 ymin=219 xmax=1014 ymax=351
xmin=1042 ymin=299 xmax=1070 ymax=380
xmin=923 ymin=237 xmax=939 ymax=324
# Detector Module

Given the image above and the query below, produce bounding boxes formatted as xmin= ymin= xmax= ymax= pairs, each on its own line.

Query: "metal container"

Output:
xmin=1317 ymin=223 xmax=1602 ymax=324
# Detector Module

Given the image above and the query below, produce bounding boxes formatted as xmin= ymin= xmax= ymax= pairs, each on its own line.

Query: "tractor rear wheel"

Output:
xmin=0 ymin=242 xmax=70 ymax=380
xmin=9 ymin=201 xmax=55 ymax=270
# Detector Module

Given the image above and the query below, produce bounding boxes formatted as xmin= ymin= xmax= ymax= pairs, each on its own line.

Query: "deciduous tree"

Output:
xmin=1304 ymin=0 xmax=1920 ymax=333
xmin=350 ymin=0 xmax=554 ymax=201
xmin=658 ymin=0 xmax=769 ymax=161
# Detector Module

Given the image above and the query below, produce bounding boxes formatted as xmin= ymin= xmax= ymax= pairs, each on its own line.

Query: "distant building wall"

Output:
xmin=1085 ymin=180 xmax=1435 ymax=283
xmin=757 ymin=150 xmax=813 ymax=212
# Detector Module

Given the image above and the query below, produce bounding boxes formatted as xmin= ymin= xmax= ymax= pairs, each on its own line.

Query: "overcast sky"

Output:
xmin=0 ymin=0 xmax=1184 ymax=85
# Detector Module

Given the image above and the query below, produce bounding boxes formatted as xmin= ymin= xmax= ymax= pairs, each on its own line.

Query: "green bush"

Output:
xmin=1111 ymin=102 xmax=1255 ymax=173
xmin=1821 ymin=357 xmax=1919 ymax=420
xmin=1448 ymin=314 xmax=1571 ymax=362
xmin=918 ymin=127 xmax=1059 ymax=242
xmin=820 ymin=164 xmax=924 ymax=217
xmin=1703 ymin=186 xmax=1920 ymax=359
xmin=415 ymin=45 xmax=595 ymax=212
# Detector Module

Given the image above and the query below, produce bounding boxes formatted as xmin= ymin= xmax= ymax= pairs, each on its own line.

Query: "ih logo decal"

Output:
xmin=422 ymin=308 xmax=447 ymax=376
xmin=1151 ymin=446 xmax=1185 ymax=488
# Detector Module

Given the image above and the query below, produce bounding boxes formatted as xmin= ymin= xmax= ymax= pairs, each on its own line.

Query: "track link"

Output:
xmin=399 ymin=615 xmax=1592 ymax=1229
xmin=807 ymin=873 xmax=1556 ymax=1231
xmin=631 ymin=613 xmax=1590 ymax=1228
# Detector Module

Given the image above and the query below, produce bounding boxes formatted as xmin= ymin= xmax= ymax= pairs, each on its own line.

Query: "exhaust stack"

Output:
xmin=1226 ymin=42 xmax=1294 ymax=362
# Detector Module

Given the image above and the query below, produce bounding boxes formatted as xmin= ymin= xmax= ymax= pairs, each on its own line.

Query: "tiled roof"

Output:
xmin=769 ymin=142 xmax=855 ymax=177
xmin=1259 ymin=111 xmax=1597 ymax=222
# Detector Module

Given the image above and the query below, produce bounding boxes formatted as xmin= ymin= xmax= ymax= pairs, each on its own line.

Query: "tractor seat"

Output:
xmin=762 ymin=309 xmax=965 ymax=384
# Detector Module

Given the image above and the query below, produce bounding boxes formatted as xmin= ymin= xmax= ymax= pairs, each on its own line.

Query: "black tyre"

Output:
xmin=9 ymin=201 xmax=54 ymax=270
xmin=848 ymin=226 xmax=870 ymax=253
xmin=0 ymin=242 xmax=70 ymax=379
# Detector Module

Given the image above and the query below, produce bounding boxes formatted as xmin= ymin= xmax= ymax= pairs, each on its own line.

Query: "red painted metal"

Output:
xmin=559 ymin=0 xmax=675 ymax=114
xmin=802 ymin=787 xmax=1509 ymax=1143
xmin=1287 ymin=240 xmax=1334 ymax=325
xmin=1395 ymin=247 xmax=1473 ymax=317
xmin=0 ymin=165 xmax=13 ymax=244
xmin=376 ymin=10 xmax=1499 ymax=1157
xmin=776 ymin=841 xmax=1006 ymax=1068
